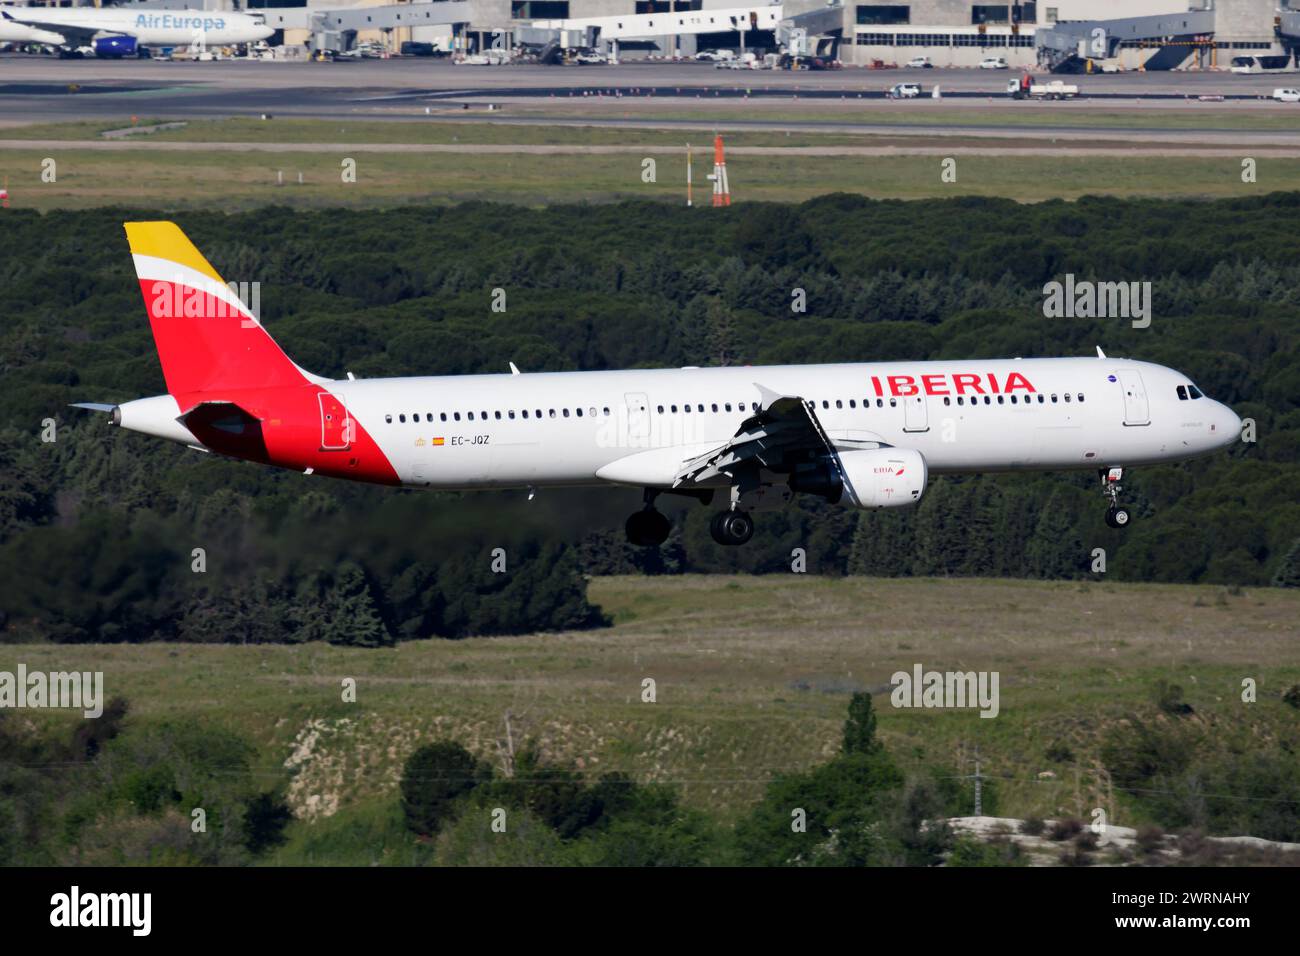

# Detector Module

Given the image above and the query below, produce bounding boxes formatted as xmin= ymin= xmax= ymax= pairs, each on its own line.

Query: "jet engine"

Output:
xmin=94 ymin=36 xmax=137 ymax=58
xmin=836 ymin=448 xmax=927 ymax=508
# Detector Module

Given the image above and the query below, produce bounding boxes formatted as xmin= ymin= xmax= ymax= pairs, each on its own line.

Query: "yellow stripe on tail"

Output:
xmin=124 ymin=221 xmax=226 ymax=284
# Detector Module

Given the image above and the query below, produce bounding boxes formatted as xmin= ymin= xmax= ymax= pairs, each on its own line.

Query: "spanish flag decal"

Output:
xmin=432 ymin=437 xmax=445 ymax=446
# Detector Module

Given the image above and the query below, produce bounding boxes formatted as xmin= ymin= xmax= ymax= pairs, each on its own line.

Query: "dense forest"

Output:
xmin=1 ymin=195 xmax=1297 ymax=643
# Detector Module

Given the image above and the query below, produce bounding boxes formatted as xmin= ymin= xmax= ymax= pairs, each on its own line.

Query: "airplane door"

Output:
xmin=318 ymin=391 xmax=353 ymax=450
xmin=902 ymin=393 xmax=928 ymax=433
xmin=625 ymin=392 xmax=650 ymax=446
xmin=1117 ymin=370 xmax=1150 ymax=426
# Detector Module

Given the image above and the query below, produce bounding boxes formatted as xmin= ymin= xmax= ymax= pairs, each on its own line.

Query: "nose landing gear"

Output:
xmin=709 ymin=509 xmax=754 ymax=546
xmin=1101 ymin=467 xmax=1132 ymax=528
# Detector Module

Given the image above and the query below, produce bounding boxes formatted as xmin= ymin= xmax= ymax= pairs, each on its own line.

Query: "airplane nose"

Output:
xmin=1214 ymin=403 xmax=1242 ymax=448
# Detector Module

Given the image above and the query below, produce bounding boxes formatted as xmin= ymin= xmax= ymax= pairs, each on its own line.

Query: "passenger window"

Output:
xmin=697 ymin=404 xmax=704 ymax=413
xmin=657 ymin=405 xmax=664 ymax=413
xmin=671 ymin=405 xmax=678 ymax=413
xmin=1037 ymin=395 xmax=1044 ymax=404
xmin=983 ymin=396 xmax=991 ymax=405
xmin=849 ymin=399 xmax=856 ymax=408
xmin=454 ymin=412 xmax=461 ymax=421
xmin=495 ymin=411 xmax=502 ymax=419
xmin=1078 ymin=393 xmax=1085 ymax=403
xmin=889 ymin=398 xmax=897 ymax=408
xmin=563 ymin=408 xmax=570 ymax=417
xmin=576 ymin=408 xmax=583 ymax=417
xmin=1064 ymin=394 xmax=1071 ymax=403
xmin=876 ymin=399 xmax=884 ymax=408
xmin=822 ymin=400 xmax=829 ymax=409
xmin=711 ymin=403 xmax=718 ymax=412
xmin=508 ymin=410 xmax=516 ymax=419
xmin=468 ymin=412 xmax=475 ymax=421
xmin=997 ymin=396 xmax=1005 ymax=404
xmin=399 ymin=414 xmax=406 ymax=423
xmin=836 ymin=400 xmax=843 ymax=409
xmin=725 ymin=403 xmax=732 ymax=412
xmin=440 ymin=412 xmax=448 ymax=421
xmin=603 ymin=407 xmax=611 ymax=416
xmin=944 ymin=397 xmax=951 ymax=406
xmin=1051 ymin=395 xmax=1058 ymax=403
xmin=549 ymin=409 xmax=556 ymax=418
xmin=588 ymin=407 xmax=596 ymax=416
xmin=522 ymin=410 xmax=529 ymax=419
xmin=385 ymin=414 xmax=392 ymax=423
xmin=536 ymin=410 xmax=542 ymax=418
xmin=1010 ymin=396 xmax=1017 ymax=404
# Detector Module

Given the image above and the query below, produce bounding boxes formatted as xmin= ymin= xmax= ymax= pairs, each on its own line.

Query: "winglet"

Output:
xmin=753 ymin=382 xmax=789 ymax=411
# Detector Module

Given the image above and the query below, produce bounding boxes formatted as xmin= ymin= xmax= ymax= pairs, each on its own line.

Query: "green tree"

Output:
xmin=320 ymin=561 xmax=394 ymax=647
xmin=842 ymin=692 xmax=880 ymax=756
xmin=400 ymin=741 xmax=488 ymax=837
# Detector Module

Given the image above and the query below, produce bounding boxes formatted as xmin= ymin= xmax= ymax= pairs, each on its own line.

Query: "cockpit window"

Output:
xmin=1176 ymin=385 xmax=1188 ymax=401
xmin=1188 ymin=385 xmax=1204 ymax=399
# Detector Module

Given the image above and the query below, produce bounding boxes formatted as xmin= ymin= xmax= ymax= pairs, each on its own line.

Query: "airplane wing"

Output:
xmin=673 ymin=383 xmax=870 ymax=488
xmin=1 ymin=10 xmax=98 ymax=45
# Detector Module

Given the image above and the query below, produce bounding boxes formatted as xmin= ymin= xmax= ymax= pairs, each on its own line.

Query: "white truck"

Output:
xmin=1007 ymin=78 xmax=1079 ymax=100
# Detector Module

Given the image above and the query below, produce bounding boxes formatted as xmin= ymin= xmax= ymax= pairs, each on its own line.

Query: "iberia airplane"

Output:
xmin=74 ymin=222 xmax=1242 ymax=547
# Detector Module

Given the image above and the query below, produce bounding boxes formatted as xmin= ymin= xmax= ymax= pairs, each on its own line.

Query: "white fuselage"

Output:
xmin=329 ymin=357 xmax=1241 ymax=490
xmin=2 ymin=8 xmax=273 ymax=46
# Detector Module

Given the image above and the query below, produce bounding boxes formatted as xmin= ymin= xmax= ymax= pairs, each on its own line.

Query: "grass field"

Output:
xmin=1 ymin=115 xmax=1295 ymax=208
xmin=1 ymin=143 xmax=1292 ymax=209
xmin=9 ymin=575 xmax=1299 ymax=862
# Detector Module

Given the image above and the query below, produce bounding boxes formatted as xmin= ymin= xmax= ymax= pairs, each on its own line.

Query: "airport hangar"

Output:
xmin=114 ymin=0 xmax=1299 ymax=70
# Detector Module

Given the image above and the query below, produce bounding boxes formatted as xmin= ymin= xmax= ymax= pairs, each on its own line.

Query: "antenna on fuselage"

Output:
xmin=509 ymin=362 xmax=521 ymax=375
xmin=1095 ymin=346 xmax=1107 ymax=359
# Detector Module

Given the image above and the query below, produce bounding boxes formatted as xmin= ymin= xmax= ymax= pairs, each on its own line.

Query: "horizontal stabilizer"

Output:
xmin=69 ymin=402 xmax=117 ymax=413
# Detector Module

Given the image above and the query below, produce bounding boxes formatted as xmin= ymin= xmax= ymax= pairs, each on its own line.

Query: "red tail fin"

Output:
xmin=125 ymin=221 xmax=311 ymax=402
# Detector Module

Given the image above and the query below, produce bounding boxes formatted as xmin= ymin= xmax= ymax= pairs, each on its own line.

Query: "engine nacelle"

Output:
xmin=837 ymin=448 xmax=927 ymax=509
xmin=95 ymin=36 xmax=138 ymax=58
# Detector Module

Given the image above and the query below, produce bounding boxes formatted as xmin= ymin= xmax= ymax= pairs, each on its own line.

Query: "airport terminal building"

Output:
xmin=107 ymin=0 xmax=1299 ymax=70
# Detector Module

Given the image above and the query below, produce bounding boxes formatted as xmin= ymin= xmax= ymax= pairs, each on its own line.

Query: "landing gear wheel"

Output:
xmin=625 ymin=508 xmax=671 ymax=547
xmin=710 ymin=510 xmax=754 ymax=546
xmin=1100 ymin=467 xmax=1131 ymax=530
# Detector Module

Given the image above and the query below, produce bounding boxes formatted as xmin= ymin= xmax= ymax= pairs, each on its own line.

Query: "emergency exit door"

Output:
xmin=318 ymin=391 xmax=353 ymax=450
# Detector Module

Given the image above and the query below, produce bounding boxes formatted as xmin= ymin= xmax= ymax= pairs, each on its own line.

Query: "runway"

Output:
xmin=1 ymin=54 xmax=1297 ymax=129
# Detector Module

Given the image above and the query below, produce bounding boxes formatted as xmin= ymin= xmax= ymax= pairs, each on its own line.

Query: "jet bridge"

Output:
xmin=1036 ymin=9 xmax=1216 ymax=72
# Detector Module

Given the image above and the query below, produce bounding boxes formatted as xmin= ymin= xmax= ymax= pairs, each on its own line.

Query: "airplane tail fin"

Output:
xmin=125 ymin=221 xmax=312 ymax=401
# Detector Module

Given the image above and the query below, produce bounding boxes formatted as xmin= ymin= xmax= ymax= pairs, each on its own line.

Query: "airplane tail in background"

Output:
xmin=125 ymin=221 xmax=312 ymax=401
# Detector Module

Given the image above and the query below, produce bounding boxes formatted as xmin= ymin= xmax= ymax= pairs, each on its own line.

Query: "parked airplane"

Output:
xmin=74 ymin=222 xmax=1243 ymax=546
xmin=0 ymin=7 xmax=272 ymax=56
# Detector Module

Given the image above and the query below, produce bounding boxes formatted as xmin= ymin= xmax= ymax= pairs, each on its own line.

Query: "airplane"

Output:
xmin=73 ymin=222 xmax=1243 ymax=547
xmin=0 ymin=7 xmax=273 ymax=57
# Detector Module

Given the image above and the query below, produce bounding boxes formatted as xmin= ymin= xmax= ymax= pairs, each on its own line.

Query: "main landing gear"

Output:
xmin=709 ymin=509 xmax=754 ymax=546
xmin=624 ymin=489 xmax=754 ymax=547
xmin=1101 ymin=467 xmax=1132 ymax=529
